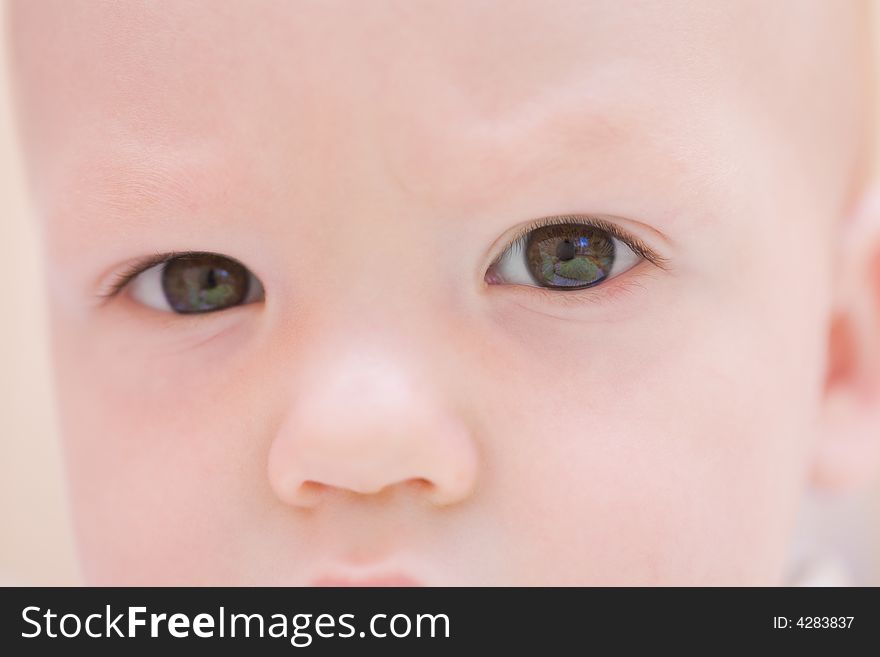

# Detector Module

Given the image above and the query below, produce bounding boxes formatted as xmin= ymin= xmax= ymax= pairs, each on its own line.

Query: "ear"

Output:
xmin=812 ymin=181 xmax=880 ymax=491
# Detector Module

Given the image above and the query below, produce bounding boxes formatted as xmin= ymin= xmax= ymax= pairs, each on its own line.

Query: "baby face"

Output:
xmin=7 ymin=0 xmax=874 ymax=584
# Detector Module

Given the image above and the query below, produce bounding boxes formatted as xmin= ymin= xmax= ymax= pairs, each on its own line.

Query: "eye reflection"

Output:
xmin=487 ymin=219 xmax=643 ymax=291
xmin=526 ymin=224 xmax=616 ymax=289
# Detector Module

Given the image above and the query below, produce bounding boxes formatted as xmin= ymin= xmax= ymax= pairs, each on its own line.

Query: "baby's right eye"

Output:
xmin=122 ymin=252 xmax=265 ymax=314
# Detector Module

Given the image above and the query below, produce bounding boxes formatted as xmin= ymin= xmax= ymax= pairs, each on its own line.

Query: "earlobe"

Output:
xmin=812 ymin=182 xmax=880 ymax=492
xmin=813 ymin=384 xmax=880 ymax=490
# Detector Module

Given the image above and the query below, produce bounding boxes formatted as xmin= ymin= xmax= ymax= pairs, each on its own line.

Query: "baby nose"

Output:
xmin=267 ymin=350 xmax=479 ymax=509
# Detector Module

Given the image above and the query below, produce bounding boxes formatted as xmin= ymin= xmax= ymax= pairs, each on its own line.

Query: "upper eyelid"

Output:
xmin=496 ymin=214 xmax=671 ymax=272
xmin=96 ymin=251 xmax=173 ymax=303
xmin=96 ymin=217 xmax=667 ymax=303
xmin=96 ymin=250 xmax=248 ymax=303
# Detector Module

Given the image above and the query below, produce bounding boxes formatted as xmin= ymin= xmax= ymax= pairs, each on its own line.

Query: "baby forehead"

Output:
xmin=8 ymin=1 xmax=817 ymax=121
xmin=8 ymin=0 xmax=867 ymax=221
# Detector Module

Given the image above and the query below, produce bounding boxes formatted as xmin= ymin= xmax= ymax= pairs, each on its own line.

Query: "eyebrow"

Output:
xmin=418 ymin=104 xmax=669 ymax=220
xmin=57 ymin=91 xmax=690 ymax=234
xmin=52 ymin=142 xmax=233 ymax=232
xmin=490 ymin=104 xmax=631 ymax=188
xmin=469 ymin=90 xmax=704 ymax=225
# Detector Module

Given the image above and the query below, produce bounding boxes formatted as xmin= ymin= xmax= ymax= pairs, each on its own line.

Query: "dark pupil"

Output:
xmin=161 ymin=254 xmax=249 ymax=314
xmin=525 ymin=224 xmax=615 ymax=289
xmin=556 ymin=239 xmax=576 ymax=261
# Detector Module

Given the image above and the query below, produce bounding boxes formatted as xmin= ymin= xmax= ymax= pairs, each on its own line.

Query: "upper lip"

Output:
xmin=309 ymin=573 xmax=423 ymax=586
xmin=309 ymin=572 xmax=423 ymax=587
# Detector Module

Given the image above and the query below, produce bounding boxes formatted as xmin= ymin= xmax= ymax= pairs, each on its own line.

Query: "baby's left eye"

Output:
xmin=126 ymin=252 xmax=265 ymax=314
xmin=486 ymin=221 xmax=643 ymax=290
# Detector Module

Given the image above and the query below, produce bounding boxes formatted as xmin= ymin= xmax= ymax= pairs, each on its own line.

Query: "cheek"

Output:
xmin=46 ymin=239 xmax=824 ymax=585
xmin=481 ymin=293 xmax=819 ymax=584
xmin=50 ymin=307 xmax=273 ymax=585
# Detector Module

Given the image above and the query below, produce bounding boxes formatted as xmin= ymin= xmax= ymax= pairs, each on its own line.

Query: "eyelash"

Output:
xmin=97 ymin=217 xmax=668 ymax=304
xmin=98 ymin=250 xmax=192 ymax=300
xmin=500 ymin=214 xmax=669 ymax=271
xmin=488 ymin=214 xmax=670 ymax=305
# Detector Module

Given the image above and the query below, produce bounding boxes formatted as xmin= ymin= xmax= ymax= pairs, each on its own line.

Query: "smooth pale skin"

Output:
xmin=6 ymin=0 xmax=880 ymax=585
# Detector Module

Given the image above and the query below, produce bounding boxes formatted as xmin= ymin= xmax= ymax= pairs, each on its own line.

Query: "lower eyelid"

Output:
xmin=536 ymin=279 xmax=637 ymax=306
xmin=497 ymin=263 xmax=654 ymax=308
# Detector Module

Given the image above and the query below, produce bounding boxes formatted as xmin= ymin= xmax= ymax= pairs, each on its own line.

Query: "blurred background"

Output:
xmin=1 ymin=5 xmax=878 ymax=586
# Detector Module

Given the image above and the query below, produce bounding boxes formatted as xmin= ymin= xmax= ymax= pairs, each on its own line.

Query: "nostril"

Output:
xmin=408 ymin=477 xmax=434 ymax=493
xmin=288 ymin=480 xmax=328 ymax=508
xmin=283 ymin=476 xmax=439 ymax=508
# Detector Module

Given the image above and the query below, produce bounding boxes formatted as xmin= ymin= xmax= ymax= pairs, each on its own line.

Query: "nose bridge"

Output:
xmin=296 ymin=346 xmax=424 ymax=433
xmin=265 ymin=141 xmax=481 ymax=506
xmin=267 ymin=319 xmax=480 ymax=508
xmin=300 ymin=178 xmax=435 ymax=319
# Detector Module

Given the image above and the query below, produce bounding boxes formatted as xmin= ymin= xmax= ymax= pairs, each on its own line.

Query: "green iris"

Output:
xmin=526 ymin=224 xmax=614 ymax=288
xmin=161 ymin=253 xmax=250 ymax=314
